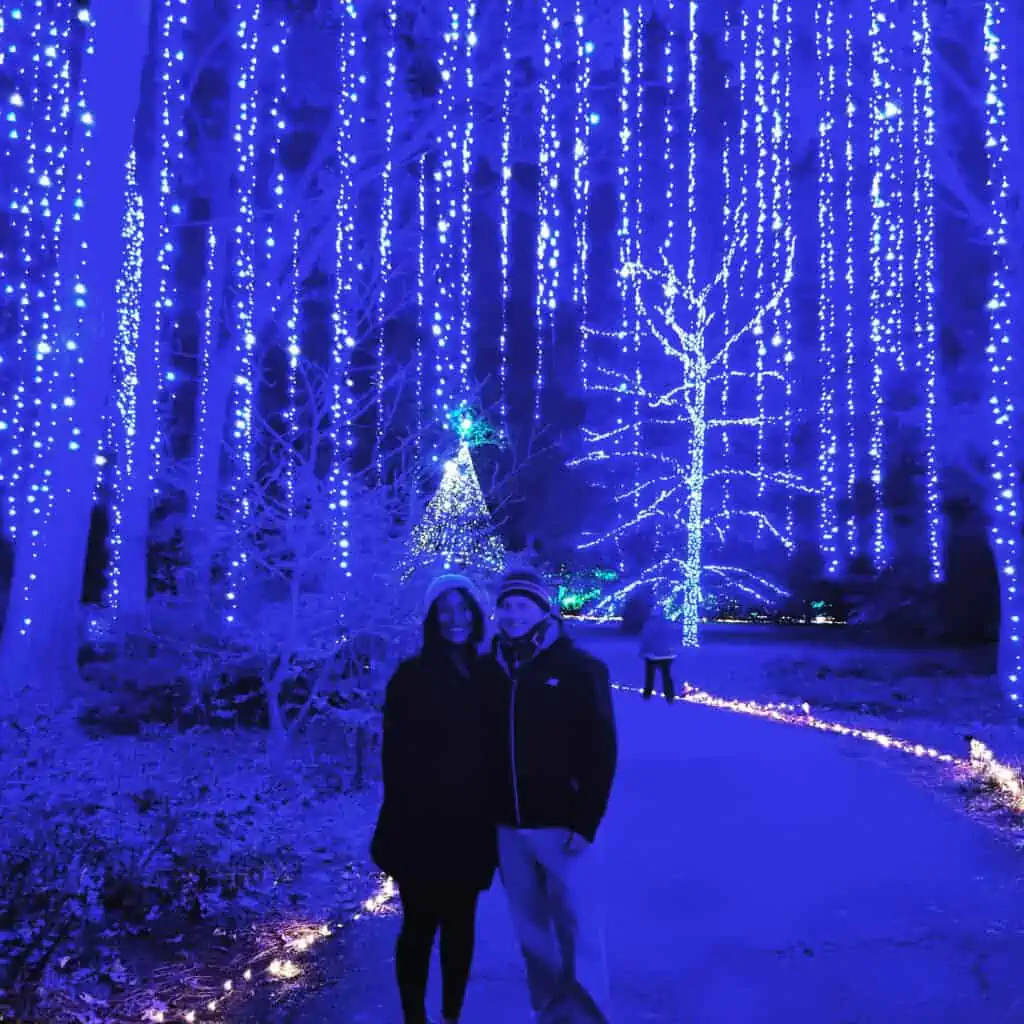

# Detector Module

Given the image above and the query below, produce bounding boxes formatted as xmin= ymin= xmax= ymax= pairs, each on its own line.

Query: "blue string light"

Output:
xmin=0 ymin=5 xmax=34 ymax=529
xmin=376 ymin=0 xmax=396 ymax=474
xmin=265 ymin=17 xmax=289 ymax=306
xmin=149 ymin=0 xmax=189 ymax=489
xmin=432 ymin=6 xmax=459 ymax=433
xmin=224 ymin=3 xmax=262 ymax=623
xmin=286 ymin=211 xmax=301 ymax=513
xmin=628 ymin=1 xmax=644 ymax=514
xmin=497 ymin=0 xmax=514 ymax=434
xmin=4 ymin=2 xmax=74 ymax=543
xmin=106 ymin=150 xmax=144 ymax=609
xmin=842 ymin=4 xmax=858 ymax=561
xmin=777 ymin=0 xmax=795 ymax=543
xmin=572 ymin=0 xmax=592 ymax=396
xmin=8 ymin=4 xmax=93 ymax=639
xmin=612 ymin=3 xmax=635 ymax=515
xmin=193 ymin=226 xmax=216 ymax=532
xmin=415 ymin=153 xmax=427 ymax=452
xmin=329 ymin=0 xmax=360 ymax=576
xmin=816 ymin=0 xmax=840 ymax=573
xmin=867 ymin=0 xmax=906 ymax=570
xmin=458 ymin=0 xmax=476 ymax=413
xmin=981 ymin=0 xmax=1022 ymax=705
xmin=686 ymin=0 xmax=698 ymax=289
xmin=535 ymin=0 xmax=561 ymax=423
xmin=911 ymin=0 xmax=942 ymax=581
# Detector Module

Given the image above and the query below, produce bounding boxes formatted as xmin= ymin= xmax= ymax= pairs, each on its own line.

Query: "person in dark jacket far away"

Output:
xmin=482 ymin=567 xmax=618 ymax=1023
xmin=370 ymin=573 xmax=497 ymax=1024
xmin=639 ymin=604 xmax=682 ymax=703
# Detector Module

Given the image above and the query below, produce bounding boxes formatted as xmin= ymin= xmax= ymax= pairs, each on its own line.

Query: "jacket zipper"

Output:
xmin=509 ymin=674 xmax=522 ymax=827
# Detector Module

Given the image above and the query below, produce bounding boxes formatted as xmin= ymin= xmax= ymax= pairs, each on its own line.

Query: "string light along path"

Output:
xmin=138 ymin=679 xmax=1023 ymax=1023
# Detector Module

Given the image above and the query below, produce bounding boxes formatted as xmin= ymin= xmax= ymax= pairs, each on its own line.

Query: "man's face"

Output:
xmin=497 ymin=594 xmax=547 ymax=639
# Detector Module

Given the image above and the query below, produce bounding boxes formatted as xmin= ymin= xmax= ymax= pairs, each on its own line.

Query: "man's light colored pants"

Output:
xmin=498 ymin=826 xmax=612 ymax=1023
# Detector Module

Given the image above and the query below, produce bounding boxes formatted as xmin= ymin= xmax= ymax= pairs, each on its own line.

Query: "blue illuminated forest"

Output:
xmin=0 ymin=0 xmax=1022 ymax=1020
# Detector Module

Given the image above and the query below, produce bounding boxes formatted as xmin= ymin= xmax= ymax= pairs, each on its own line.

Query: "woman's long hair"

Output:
xmin=422 ymin=588 xmax=487 ymax=660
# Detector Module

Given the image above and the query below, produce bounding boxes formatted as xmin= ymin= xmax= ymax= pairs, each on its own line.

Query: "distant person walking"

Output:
xmin=371 ymin=574 xmax=497 ymax=1024
xmin=480 ymin=568 xmax=618 ymax=1023
xmin=639 ymin=605 xmax=681 ymax=703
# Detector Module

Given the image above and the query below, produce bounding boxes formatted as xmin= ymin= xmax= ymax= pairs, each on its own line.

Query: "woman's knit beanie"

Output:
xmin=423 ymin=573 xmax=484 ymax=616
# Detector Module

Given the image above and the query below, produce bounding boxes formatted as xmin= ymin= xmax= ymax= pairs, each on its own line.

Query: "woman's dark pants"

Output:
xmin=396 ymin=881 xmax=480 ymax=1023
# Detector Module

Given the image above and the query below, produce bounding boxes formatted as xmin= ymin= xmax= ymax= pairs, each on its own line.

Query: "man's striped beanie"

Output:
xmin=496 ymin=568 xmax=552 ymax=615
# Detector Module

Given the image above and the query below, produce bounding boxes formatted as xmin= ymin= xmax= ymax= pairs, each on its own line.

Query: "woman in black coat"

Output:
xmin=371 ymin=574 xmax=498 ymax=1024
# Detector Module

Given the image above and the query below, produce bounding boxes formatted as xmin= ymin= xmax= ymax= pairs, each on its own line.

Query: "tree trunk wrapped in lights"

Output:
xmin=574 ymin=215 xmax=811 ymax=647
xmin=1 ymin=2 xmax=151 ymax=699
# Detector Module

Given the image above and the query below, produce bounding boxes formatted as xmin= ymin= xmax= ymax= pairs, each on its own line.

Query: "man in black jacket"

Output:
xmin=481 ymin=568 xmax=617 ymax=1023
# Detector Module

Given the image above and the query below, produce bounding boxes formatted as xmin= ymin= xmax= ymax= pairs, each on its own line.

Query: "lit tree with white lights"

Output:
xmin=576 ymin=218 xmax=810 ymax=647
xmin=407 ymin=407 xmax=505 ymax=574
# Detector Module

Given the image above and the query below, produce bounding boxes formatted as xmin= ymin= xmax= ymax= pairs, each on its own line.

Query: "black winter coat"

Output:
xmin=480 ymin=633 xmax=617 ymax=844
xmin=370 ymin=653 xmax=498 ymax=890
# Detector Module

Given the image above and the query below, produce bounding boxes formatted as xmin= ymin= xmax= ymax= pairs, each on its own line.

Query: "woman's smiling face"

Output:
xmin=435 ymin=588 xmax=475 ymax=645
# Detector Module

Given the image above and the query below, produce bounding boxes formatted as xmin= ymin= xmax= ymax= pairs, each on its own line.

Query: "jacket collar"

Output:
xmin=494 ymin=616 xmax=564 ymax=678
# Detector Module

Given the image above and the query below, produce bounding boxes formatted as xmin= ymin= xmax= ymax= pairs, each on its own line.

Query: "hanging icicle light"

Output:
xmin=329 ymin=0 xmax=360 ymax=575
xmin=981 ymin=0 xmax=1022 ymax=706
xmin=911 ymin=0 xmax=942 ymax=581
xmin=497 ymin=0 xmax=514 ymax=433
xmin=534 ymin=0 xmax=561 ymax=423
xmin=816 ymin=0 xmax=840 ymax=573
xmin=375 ymin=0 xmax=396 ymax=474
xmin=224 ymin=3 xmax=262 ymax=622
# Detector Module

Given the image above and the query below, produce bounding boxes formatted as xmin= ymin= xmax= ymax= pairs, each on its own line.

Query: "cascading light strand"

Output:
xmin=286 ymin=212 xmax=301 ymax=513
xmin=149 ymin=0 xmax=190 ymax=491
xmin=777 ymin=0 xmax=795 ymax=542
xmin=193 ymin=226 xmax=216 ymax=536
xmin=911 ymin=0 xmax=942 ymax=581
xmin=431 ymin=4 xmax=459 ymax=434
xmin=867 ymin=0 xmax=904 ymax=570
xmin=981 ymin=0 xmax=1022 ymax=705
xmin=629 ymin=1 xmax=645 ymax=513
xmin=535 ymin=0 xmax=561 ymax=423
xmin=573 ymin=0 xmax=592 ymax=394
xmin=9 ymin=1 xmax=74 ymax=548
xmin=686 ymin=0 xmax=698 ymax=289
xmin=497 ymin=0 xmax=514 ymax=432
xmin=843 ymin=4 xmax=858 ymax=560
xmin=415 ymin=154 xmax=427 ymax=451
xmin=458 ymin=0 xmax=477 ymax=410
xmin=751 ymin=2 xmax=769 ymax=516
xmin=264 ymin=17 xmax=289 ymax=314
xmin=614 ymin=4 xmax=635 ymax=491
xmin=329 ymin=0 xmax=359 ymax=575
xmin=816 ymin=0 xmax=840 ymax=573
xmin=375 ymin=0 xmax=396 ymax=475
xmin=225 ymin=2 xmax=262 ymax=623
xmin=107 ymin=151 xmax=145 ymax=609
xmin=0 ymin=6 xmax=37 ymax=527
xmin=8 ymin=3 xmax=95 ymax=638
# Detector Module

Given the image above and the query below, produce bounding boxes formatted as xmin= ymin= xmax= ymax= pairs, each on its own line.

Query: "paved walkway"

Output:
xmin=287 ymin=686 xmax=1024 ymax=1022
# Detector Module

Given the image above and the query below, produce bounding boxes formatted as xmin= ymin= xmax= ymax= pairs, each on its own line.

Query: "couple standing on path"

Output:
xmin=371 ymin=568 xmax=619 ymax=1024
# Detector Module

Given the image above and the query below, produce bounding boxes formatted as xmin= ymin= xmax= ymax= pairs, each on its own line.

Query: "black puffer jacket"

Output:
xmin=371 ymin=653 xmax=498 ymax=890
xmin=481 ymin=626 xmax=617 ymax=844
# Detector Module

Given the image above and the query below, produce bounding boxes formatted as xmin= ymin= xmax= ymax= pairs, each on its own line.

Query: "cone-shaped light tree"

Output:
xmin=407 ymin=406 xmax=505 ymax=573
